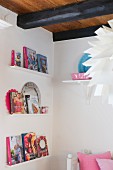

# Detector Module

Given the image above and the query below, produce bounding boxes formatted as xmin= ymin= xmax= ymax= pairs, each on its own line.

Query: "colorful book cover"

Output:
xmin=36 ymin=136 xmax=49 ymax=158
xmin=21 ymin=132 xmax=37 ymax=161
xmin=6 ymin=135 xmax=24 ymax=166
xmin=10 ymin=92 xmax=25 ymax=114
xmin=11 ymin=50 xmax=22 ymax=67
xmin=27 ymin=95 xmax=40 ymax=114
xmin=23 ymin=47 xmax=38 ymax=70
xmin=37 ymin=54 xmax=48 ymax=74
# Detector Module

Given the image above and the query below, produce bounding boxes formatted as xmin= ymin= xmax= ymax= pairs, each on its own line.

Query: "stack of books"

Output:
xmin=11 ymin=46 xmax=48 ymax=74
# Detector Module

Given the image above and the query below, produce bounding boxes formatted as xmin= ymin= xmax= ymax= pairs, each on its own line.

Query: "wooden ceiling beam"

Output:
xmin=53 ymin=24 xmax=109 ymax=41
xmin=17 ymin=0 xmax=113 ymax=29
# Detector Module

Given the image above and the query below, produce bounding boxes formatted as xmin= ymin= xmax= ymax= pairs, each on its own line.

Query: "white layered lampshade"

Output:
xmin=83 ymin=19 xmax=113 ymax=105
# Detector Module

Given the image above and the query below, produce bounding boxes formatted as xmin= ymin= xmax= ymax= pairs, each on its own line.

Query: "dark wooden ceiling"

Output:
xmin=1 ymin=0 xmax=113 ymax=41
xmin=1 ymin=0 xmax=113 ymax=33
xmin=0 ymin=0 xmax=84 ymax=14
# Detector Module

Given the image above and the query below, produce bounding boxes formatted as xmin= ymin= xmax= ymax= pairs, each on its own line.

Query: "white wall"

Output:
xmin=53 ymin=38 xmax=113 ymax=170
xmin=0 ymin=6 xmax=54 ymax=170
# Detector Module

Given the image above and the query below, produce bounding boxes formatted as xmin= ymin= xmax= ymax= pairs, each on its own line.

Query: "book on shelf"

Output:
xmin=11 ymin=50 xmax=22 ymax=67
xmin=6 ymin=133 xmax=49 ymax=165
xmin=10 ymin=92 xmax=25 ymax=114
xmin=24 ymin=95 xmax=30 ymax=114
xmin=21 ymin=132 xmax=37 ymax=161
xmin=27 ymin=95 xmax=40 ymax=114
xmin=6 ymin=135 xmax=24 ymax=166
xmin=23 ymin=47 xmax=38 ymax=71
xmin=9 ymin=92 xmax=40 ymax=114
xmin=36 ymin=135 xmax=49 ymax=158
xmin=37 ymin=54 xmax=48 ymax=74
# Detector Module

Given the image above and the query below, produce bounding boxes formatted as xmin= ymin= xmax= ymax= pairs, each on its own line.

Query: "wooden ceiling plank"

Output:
xmin=0 ymin=0 xmax=84 ymax=14
xmin=0 ymin=0 xmax=59 ymax=13
xmin=43 ymin=14 xmax=113 ymax=33
xmin=43 ymin=21 xmax=82 ymax=32
xmin=17 ymin=0 xmax=113 ymax=29
xmin=20 ymin=0 xmax=58 ymax=12
xmin=46 ymin=0 xmax=83 ymax=6
xmin=0 ymin=0 xmax=31 ymax=13
xmin=44 ymin=23 xmax=67 ymax=32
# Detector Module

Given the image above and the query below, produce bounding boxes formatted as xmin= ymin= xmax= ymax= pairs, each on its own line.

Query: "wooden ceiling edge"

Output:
xmin=53 ymin=24 xmax=109 ymax=41
xmin=17 ymin=0 xmax=113 ymax=29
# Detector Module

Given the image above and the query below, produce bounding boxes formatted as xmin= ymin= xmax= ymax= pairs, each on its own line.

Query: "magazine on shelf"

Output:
xmin=23 ymin=47 xmax=38 ymax=71
xmin=10 ymin=92 xmax=25 ymax=114
xmin=24 ymin=95 xmax=30 ymax=114
xmin=6 ymin=135 xmax=24 ymax=166
xmin=37 ymin=54 xmax=48 ymax=74
xmin=21 ymin=132 xmax=37 ymax=161
xmin=36 ymin=135 xmax=49 ymax=158
xmin=27 ymin=95 xmax=40 ymax=114
xmin=11 ymin=50 xmax=22 ymax=67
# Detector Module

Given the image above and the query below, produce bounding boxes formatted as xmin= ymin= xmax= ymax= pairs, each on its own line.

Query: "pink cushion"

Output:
xmin=96 ymin=159 xmax=113 ymax=170
xmin=77 ymin=151 xmax=111 ymax=170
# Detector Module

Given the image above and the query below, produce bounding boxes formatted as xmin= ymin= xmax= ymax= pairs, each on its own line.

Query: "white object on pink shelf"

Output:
xmin=71 ymin=73 xmax=91 ymax=80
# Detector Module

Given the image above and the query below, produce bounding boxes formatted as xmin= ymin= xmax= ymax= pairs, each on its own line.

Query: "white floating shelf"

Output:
xmin=62 ymin=80 xmax=90 ymax=83
xmin=9 ymin=113 xmax=48 ymax=117
xmin=6 ymin=156 xmax=50 ymax=168
xmin=10 ymin=66 xmax=52 ymax=78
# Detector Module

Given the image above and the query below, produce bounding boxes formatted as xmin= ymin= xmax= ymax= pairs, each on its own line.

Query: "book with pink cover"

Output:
xmin=11 ymin=50 xmax=15 ymax=66
xmin=71 ymin=73 xmax=91 ymax=80
xmin=6 ymin=135 xmax=24 ymax=166
xmin=23 ymin=47 xmax=38 ymax=70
